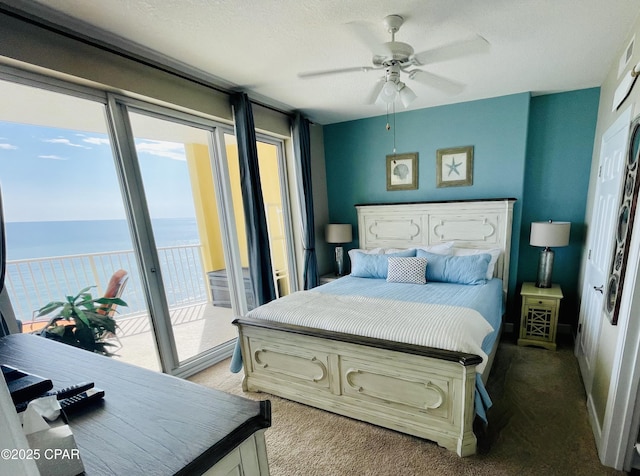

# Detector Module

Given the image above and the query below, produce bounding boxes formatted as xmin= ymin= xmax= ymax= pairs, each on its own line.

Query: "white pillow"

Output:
xmin=348 ymin=242 xmax=453 ymax=264
xmin=386 ymin=257 xmax=427 ymax=284
xmin=452 ymin=247 xmax=502 ymax=279
xmin=415 ymin=241 xmax=455 ymax=255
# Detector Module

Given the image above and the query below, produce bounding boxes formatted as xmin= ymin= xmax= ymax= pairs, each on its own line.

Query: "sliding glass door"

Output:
xmin=0 ymin=78 xmax=161 ymax=371
xmin=125 ymin=110 xmax=243 ymax=366
xmin=1 ymin=69 xmax=298 ymax=377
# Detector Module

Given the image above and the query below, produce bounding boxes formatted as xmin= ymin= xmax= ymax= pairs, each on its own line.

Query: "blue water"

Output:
xmin=5 ymin=218 xmax=205 ymax=321
xmin=6 ymin=218 xmax=200 ymax=260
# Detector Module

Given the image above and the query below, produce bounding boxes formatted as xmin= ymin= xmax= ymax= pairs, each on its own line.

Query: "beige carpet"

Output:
xmin=189 ymin=339 xmax=626 ymax=476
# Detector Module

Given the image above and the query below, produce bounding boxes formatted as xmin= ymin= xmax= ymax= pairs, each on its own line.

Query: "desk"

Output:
xmin=0 ymin=334 xmax=271 ymax=475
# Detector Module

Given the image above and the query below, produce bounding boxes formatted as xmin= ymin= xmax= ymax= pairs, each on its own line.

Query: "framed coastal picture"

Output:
xmin=436 ymin=146 xmax=473 ymax=188
xmin=386 ymin=153 xmax=418 ymax=191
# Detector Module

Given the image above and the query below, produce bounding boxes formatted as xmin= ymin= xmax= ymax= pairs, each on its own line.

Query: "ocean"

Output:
xmin=6 ymin=218 xmax=200 ymax=260
xmin=4 ymin=218 xmax=205 ymax=321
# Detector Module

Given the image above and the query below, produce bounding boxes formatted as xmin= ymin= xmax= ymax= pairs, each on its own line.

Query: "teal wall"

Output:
xmin=520 ymin=88 xmax=600 ymax=324
xmin=323 ymin=89 xmax=600 ymax=327
xmin=324 ymin=93 xmax=531 ymax=316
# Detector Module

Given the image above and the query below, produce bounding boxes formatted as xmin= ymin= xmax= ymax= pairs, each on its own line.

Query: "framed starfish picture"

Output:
xmin=436 ymin=146 xmax=474 ymax=188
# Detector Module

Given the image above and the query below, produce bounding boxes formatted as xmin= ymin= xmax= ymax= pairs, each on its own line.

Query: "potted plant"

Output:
xmin=36 ymin=285 xmax=127 ymax=356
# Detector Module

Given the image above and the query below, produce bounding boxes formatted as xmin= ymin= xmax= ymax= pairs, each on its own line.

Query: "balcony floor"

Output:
xmin=108 ymin=301 xmax=237 ymax=371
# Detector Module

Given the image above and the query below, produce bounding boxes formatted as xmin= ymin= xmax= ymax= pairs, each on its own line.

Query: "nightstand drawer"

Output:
xmin=525 ymin=297 xmax=556 ymax=308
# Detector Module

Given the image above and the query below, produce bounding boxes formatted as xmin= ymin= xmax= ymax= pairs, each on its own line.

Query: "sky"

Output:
xmin=0 ymin=121 xmax=196 ymax=222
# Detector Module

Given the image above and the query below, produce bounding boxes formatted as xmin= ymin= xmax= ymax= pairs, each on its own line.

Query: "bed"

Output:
xmin=233 ymin=198 xmax=515 ymax=456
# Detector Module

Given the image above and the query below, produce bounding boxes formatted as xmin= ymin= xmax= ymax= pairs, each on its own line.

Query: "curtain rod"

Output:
xmin=0 ymin=3 xmax=295 ymax=119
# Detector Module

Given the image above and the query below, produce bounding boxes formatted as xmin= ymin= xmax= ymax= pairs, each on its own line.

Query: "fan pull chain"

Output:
xmin=385 ymin=103 xmax=397 ymax=155
xmin=386 ymin=104 xmax=391 ymax=131
xmin=393 ymin=102 xmax=396 ymax=154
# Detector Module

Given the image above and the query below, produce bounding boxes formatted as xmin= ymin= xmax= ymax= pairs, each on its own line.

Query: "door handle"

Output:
xmin=594 ymin=285 xmax=604 ymax=294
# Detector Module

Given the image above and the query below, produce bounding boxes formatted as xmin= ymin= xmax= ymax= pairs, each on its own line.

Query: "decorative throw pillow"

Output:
xmin=350 ymin=249 xmax=416 ymax=279
xmin=416 ymin=250 xmax=491 ymax=285
xmin=386 ymin=257 xmax=427 ymax=284
xmin=347 ymin=248 xmax=384 ymax=264
xmin=452 ymin=247 xmax=501 ymax=279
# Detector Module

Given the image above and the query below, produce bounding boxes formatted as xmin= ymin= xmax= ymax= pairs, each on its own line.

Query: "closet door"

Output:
xmin=576 ymin=107 xmax=630 ymax=417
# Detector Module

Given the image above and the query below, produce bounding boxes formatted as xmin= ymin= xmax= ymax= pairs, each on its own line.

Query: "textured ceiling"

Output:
xmin=6 ymin=0 xmax=640 ymax=124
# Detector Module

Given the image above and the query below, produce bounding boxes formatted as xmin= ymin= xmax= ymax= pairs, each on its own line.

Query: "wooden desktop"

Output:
xmin=0 ymin=333 xmax=270 ymax=475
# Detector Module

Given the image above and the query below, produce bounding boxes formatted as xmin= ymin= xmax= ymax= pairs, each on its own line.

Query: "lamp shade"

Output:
xmin=530 ymin=221 xmax=571 ymax=248
xmin=325 ymin=224 xmax=352 ymax=244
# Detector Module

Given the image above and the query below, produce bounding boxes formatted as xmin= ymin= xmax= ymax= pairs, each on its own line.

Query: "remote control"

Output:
xmin=59 ymin=388 xmax=105 ymax=415
xmin=13 ymin=382 xmax=96 ymax=413
xmin=44 ymin=382 xmax=95 ymax=400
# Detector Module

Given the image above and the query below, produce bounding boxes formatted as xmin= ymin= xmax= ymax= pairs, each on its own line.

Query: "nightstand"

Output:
xmin=518 ymin=282 xmax=563 ymax=350
xmin=319 ymin=273 xmax=340 ymax=285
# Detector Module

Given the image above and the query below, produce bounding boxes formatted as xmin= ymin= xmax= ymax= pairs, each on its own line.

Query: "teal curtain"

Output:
xmin=229 ymin=92 xmax=276 ymax=372
xmin=293 ymin=113 xmax=318 ymax=289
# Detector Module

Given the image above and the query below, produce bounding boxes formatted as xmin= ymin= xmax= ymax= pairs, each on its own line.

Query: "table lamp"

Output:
xmin=530 ymin=220 xmax=571 ymax=288
xmin=325 ymin=224 xmax=352 ymax=276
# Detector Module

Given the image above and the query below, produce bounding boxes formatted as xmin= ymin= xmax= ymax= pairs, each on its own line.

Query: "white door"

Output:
xmin=576 ymin=107 xmax=631 ymax=392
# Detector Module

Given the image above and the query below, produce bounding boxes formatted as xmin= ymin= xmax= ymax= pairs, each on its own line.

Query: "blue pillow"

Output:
xmin=351 ymin=249 xmax=416 ymax=279
xmin=416 ymin=250 xmax=491 ymax=285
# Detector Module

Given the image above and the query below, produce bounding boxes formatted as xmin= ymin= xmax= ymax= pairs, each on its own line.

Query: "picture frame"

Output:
xmin=386 ymin=153 xmax=418 ymax=191
xmin=605 ymin=115 xmax=640 ymax=325
xmin=436 ymin=146 xmax=474 ymax=188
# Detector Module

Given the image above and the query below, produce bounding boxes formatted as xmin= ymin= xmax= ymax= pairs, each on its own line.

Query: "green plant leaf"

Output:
xmin=59 ymin=303 xmax=73 ymax=319
xmin=94 ymin=297 xmax=128 ymax=307
xmin=88 ymin=313 xmax=118 ymax=333
xmin=36 ymin=301 xmax=64 ymax=317
xmin=38 ymin=284 xmax=123 ymax=356
xmin=73 ymin=286 xmax=95 ymax=300
xmin=74 ymin=308 xmax=91 ymax=327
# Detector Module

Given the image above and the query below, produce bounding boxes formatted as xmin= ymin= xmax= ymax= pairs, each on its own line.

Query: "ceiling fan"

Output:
xmin=298 ymin=14 xmax=490 ymax=108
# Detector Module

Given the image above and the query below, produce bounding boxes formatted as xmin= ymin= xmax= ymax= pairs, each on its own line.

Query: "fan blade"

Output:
xmin=346 ymin=21 xmax=392 ymax=57
xmin=298 ymin=66 xmax=378 ymax=79
xmin=412 ymin=35 xmax=490 ymax=66
xmin=408 ymin=70 xmax=465 ymax=95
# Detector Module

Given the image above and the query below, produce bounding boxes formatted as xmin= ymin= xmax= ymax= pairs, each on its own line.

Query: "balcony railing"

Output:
xmin=6 ymin=245 xmax=209 ymax=325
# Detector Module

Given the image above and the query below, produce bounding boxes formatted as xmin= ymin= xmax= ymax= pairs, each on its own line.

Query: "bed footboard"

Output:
xmin=233 ymin=317 xmax=482 ymax=457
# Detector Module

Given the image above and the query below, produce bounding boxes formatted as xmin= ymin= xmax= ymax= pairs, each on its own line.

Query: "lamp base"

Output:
xmin=334 ymin=246 xmax=345 ymax=276
xmin=536 ymin=248 xmax=555 ymax=288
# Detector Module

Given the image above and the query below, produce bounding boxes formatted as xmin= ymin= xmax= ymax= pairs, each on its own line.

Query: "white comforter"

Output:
xmin=246 ymin=290 xmax=494 ymax=374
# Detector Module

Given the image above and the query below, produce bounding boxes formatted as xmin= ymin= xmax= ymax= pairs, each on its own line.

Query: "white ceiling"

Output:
xmin=7 ymin=0 xmax=640 ymax=125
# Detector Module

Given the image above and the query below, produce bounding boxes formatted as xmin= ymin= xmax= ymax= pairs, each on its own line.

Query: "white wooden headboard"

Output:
xmin=355 ymin=198 xmax=516 ymax=298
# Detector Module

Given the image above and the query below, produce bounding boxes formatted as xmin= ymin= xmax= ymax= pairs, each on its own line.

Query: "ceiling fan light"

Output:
xmin=398 ymin=83 xmax=417 ymax=107
xmin=378 ymin=80 xmax=398 ymax=103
